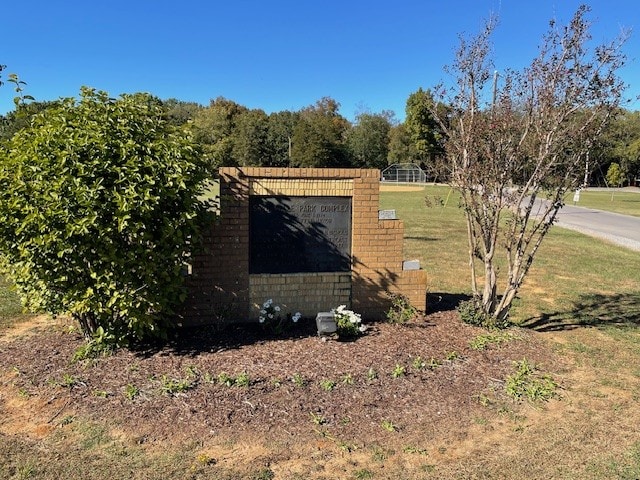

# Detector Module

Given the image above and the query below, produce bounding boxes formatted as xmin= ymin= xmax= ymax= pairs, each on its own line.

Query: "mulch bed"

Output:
xmin=0 ymin=310 xmax=559 ymax=450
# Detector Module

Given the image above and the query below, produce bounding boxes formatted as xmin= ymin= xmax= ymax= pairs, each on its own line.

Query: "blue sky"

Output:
xmin=1 ymin=1 xmax=639 ymax=121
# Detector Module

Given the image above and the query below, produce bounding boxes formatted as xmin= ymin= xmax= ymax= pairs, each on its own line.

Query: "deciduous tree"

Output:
xmin=192 ymin=97 xmax=248 ymax=170
xmin=162 ymin=98 xmax=203 ymax=126
xmin=1 ymin=101 xmax=59 ymax=144
xmin=387 ymin=123 xmax=418 ymax=165
xmin=431 ymin=6 xmax=627 ymax=323
xmin=347 ymin=111 xmax=392 ymax=169
xmin=598 ymin=109 xmax=640 ymax=185
xmin=405 ymin=88 xmax=446 ymax=163
xmin=232 ymin=109 xmax=270 ymax=166
xmin=266 ymin=110 xmax=299 ymax=167
xmin=606 ymin=162 xmax=624 ymax=187
xmin=290 ymin=97 xmax=350 ymax=167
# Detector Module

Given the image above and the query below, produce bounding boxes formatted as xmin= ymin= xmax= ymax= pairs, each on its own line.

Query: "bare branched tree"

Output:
xmin=431 ymin=5 xmax=628 ymax=323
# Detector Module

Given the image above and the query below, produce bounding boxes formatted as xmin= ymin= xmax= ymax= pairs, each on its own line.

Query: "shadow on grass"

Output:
xmin=521 ymin=292 xmax=640 ymax=332
xmin=404 ymin=235 xmax=439 ymax=242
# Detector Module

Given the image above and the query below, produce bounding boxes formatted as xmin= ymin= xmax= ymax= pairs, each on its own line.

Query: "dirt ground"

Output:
xmin=379 ymin=184 xmax=426 ymax=192
xmin=0 ymin=308 xmax=569 ymax=478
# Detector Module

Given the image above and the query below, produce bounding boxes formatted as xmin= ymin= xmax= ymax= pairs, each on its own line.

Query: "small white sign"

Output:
xmin=573 ymin=189 xmax=581 ymax=203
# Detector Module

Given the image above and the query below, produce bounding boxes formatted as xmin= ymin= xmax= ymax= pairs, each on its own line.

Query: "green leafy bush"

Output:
xmin=0 ymin=88 xmax=210 ymax=342
xmin=386 ymin=293 xmax=417 ymax=323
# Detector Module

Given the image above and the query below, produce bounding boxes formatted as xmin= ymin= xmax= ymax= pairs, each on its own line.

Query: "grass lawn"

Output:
xmin=0 ymin=276 xmax=32 ymax=331
xmin=381 ymin=185 xmax=640 ymax=322
xmin=1 ymin=184 xmax=639 ymax=479
xmin=565 ymin=188 xmax=640 ymax=217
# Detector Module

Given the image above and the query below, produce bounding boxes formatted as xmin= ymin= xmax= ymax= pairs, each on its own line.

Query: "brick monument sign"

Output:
xmin=183 ymin=167 xmax=427 ymax=325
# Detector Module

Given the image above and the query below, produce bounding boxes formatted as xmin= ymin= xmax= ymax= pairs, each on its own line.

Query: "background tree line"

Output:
xmin=1 ymin=88 xmax=639 ymax=185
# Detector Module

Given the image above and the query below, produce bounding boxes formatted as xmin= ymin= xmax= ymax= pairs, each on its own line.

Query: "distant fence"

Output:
xmin=381 ymin=163 xmax=427 ymax=183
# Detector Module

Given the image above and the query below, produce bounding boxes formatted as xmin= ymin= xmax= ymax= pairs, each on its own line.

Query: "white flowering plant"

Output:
xmin=258 ymin=299 xmax=302 ymax=334
xmin=332 ymin=305 xmax=366 ymax=338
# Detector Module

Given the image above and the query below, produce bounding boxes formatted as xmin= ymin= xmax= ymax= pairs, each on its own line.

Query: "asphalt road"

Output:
xmin=554 ymin=204 xmax=640 ymax=252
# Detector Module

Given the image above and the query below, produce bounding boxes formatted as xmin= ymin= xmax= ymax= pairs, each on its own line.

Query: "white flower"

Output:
xmin=260 ymin=309 xmax=267 ymax=315
xmin=268 ymin=313 xmax=274 ymax=319
xmin=259 ymin=316 xmax=265 ymax=323
xmin=358 ymin=325 xmax=367 ymax=332
xmin=292 ymin=312 xmax=301 ymax=323
xmin=274 ymin=305 xmax=281 ymax=312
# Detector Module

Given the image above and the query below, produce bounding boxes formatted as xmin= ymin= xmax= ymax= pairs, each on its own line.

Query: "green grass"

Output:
xmin=566 ymin=188 xmax=640 ymax=217
xmin=380 ymin=186 xmax=640 ymax=325
xmin=0 ymin=422 xmax=261 ymax=480
xmin=0 ymin=275 xmax=31 ymax=330
xmin=380 ymin=185 xmax=469 ymax=296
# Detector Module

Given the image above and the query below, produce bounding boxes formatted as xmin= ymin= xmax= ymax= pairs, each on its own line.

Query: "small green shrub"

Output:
xmin=354 ymin=469 xmax=374 ymax=479
xmin=470 ymin=331 xmax=516 ymax=350
xmin=258 ymin=299 xmax=301 ymax=334
xmin=254 ymin=467 xmax=275 ymax=480
xmin=217 ymin=372 xmax=234 ymax=387
xmin=342 ymin=373 xmax=354 ymax=385
xmin=457 ymin=299 xmax=487 ymax=326
xmin=310 ymin=412 xmax=326 ymax=425
xmin=505 ymin=359 xmax=557 ymax=402
xmin=291 ymin=373 xmax=306 ymax=387
xmin=59 ymin=374 xmax=79 ymax=388
xmin=381 ymin=420 xmax=397 ymax=432
xmin=412 ymin=356 xmax=426 ymax=370
xmin=72 ymin=327 xmax=117 ymax=363
xmin=333 ymin=305 xmax=365 ymax=338
xmin=160 ymin=375 xmax=194 ymax=395
xmin=445 ymin=351 xmax=459 ymax=361
xmin=123 ymin=384 xmax=139 ymax=400
xmin=235 ymin=372 xmax=251 ymax=388
xmin=386 ymin=293 xmax=418 ymax=323
xmin=215 ymin=372 xmax=251 ymax=387
xmin=426 ymin=357 xmax=441 ymax=370
xmin=392 ymin=364 xmax=406 ymax=378
xmin=403 ymin=445 xmax=428 ymax=455
xmin=320 ymin=379 xmax=336 ymax=391
xmin=457 ymin=299 xmax=510 ymax=329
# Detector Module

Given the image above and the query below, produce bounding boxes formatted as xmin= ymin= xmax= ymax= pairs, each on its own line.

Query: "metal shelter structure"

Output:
xmin=381 ymin=163 xmax=427 ymax=183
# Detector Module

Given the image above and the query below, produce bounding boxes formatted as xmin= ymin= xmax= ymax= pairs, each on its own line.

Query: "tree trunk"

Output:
xmin=481 ymin=260 xmax=497 ymax=315
xmin=74 ymin=312 xmax=98 ymax=339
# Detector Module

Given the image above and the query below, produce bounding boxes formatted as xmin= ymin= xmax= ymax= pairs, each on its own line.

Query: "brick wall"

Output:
xmin=249 ymin=273 xmax=351 ymax=319
xmin=182 ymin=168 xmax=427 ymax=326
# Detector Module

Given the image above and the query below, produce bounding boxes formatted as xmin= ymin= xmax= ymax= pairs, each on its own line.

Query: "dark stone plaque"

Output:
xmin=249 ymin=196 xmax=352 ymax=273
